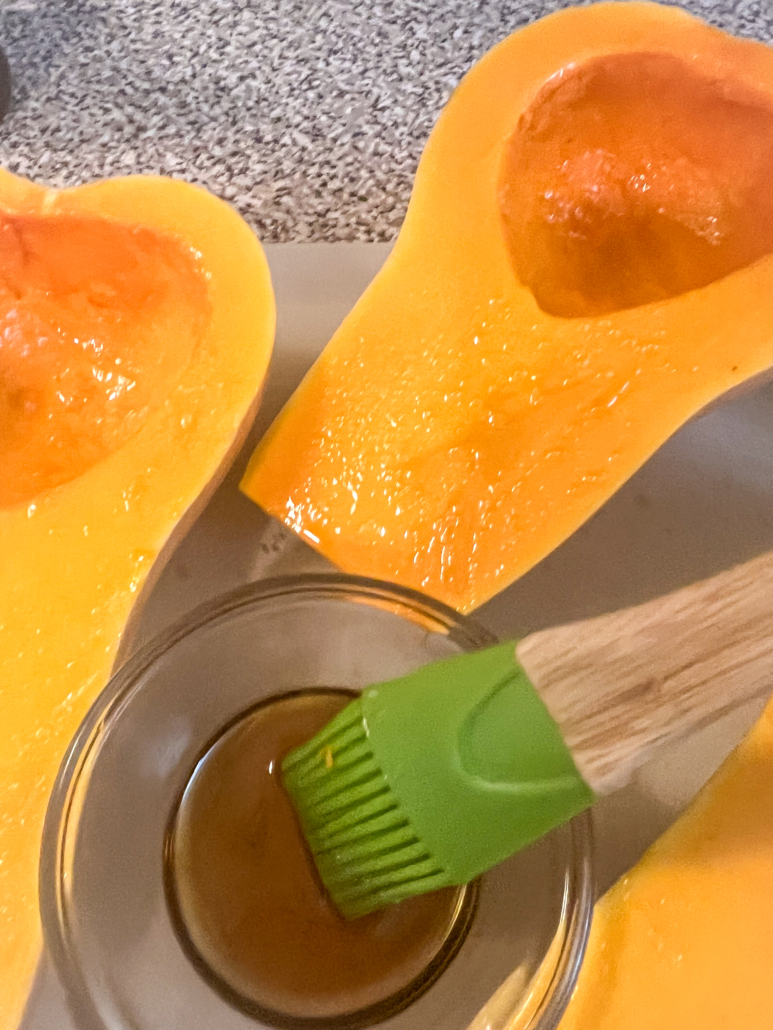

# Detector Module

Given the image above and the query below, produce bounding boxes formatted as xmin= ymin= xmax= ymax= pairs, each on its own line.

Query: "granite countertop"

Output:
xmin=0 ymin=0 xmax=771 ymax=244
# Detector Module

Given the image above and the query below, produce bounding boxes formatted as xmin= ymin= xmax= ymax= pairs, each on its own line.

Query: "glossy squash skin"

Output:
xmin=558 ymin=697 xmax=773 ymax=1030
xmin=242 ymin=2 xmax=773 ymax=612
xmin=0 ymin=169 xmax=274 ymax=1029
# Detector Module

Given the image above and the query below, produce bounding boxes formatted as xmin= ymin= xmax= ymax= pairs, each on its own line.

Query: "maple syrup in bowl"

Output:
xmin=41 ymin=575 xmax=593 ymax=1030
xmin=165 ymin=689 xmax=475 ymax=1026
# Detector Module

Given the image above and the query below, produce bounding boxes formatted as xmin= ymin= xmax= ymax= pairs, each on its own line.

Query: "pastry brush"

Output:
xmin=283 ymin=550 xmax=773 ymax=917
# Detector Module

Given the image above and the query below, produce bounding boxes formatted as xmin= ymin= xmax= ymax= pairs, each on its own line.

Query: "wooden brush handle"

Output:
xmin=516 ymin=550 xmax=773 ymax=794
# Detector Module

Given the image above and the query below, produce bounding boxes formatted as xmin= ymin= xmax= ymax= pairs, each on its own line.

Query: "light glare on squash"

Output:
xmin=241 ymin=2 xmax=773 ymax=613
xmin=0 ymin=169 xmax=274 ymax=1029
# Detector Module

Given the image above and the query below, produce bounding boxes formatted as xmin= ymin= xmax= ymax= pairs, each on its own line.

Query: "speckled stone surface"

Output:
xmin=0 ymin=0 xmax=771 ymax=242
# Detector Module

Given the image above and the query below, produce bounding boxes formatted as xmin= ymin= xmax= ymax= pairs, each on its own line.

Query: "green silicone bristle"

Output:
xmin=283 ymin=643 xmax=595 ymax=919
xmin=283 ymin=699 xmax=454 ymax=918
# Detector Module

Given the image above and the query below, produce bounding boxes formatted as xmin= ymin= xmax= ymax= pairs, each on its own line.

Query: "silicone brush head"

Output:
xmin=282 ymin=644 xmax=594 ymax=918
xmin=282 ymin=700 xmax=455 ymax=916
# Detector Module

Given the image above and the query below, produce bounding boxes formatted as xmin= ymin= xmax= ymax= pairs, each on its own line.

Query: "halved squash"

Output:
xmin=242 ymin=1 xmax=773 ymax=612
xmin=558 ymin=697 xmax=773 ymax=1030
xmin=0 ymin=169 xmax=274 ymax=1028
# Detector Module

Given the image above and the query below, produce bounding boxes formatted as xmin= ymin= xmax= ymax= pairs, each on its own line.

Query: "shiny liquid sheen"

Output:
xmin=0 ymin=212 xmax=208 ymax=509
xmin=165 ymin=690 xmax=471 ymax=1025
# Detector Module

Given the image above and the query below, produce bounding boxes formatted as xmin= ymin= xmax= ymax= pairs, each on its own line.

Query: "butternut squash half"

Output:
xmin=0 ymin=169 xmax=274 ymax=1029
xmin=558 ymin=696 xmax=773 ymax=1030
xmin=242 ymin=2 xmax=773 ymax=612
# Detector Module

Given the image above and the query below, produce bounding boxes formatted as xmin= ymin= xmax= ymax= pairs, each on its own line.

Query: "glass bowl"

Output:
xmin=40 ymin=574 xmax=593 ymax=1030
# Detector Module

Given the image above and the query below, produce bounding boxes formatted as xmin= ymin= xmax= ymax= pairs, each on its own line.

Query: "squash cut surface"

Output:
xmin=502 ymin=51 xmax=773 ymax=317
xmin=558 ymin=698 xmax=773 ymax=1030
xmin=0 ymin=170 xmax=274 ymax=1029
xmin=0 ymin=212 xmax=209 ymax=507
xmin=242 ymin=2 xmax=773 ymax=612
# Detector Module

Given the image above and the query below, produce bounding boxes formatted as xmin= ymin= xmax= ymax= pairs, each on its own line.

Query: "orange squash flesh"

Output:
xmin=242 ymin=2 xmax=773 ymax=612
xmin=501 ymin=50 xmax=773 ymax=317
xmin=0 ymin=170 xmax=274 ymax=1029
xmin=0 ymin=212 xmax=209 ymax=507
xmin=558 ymin=698 xmax=773 ymax=1030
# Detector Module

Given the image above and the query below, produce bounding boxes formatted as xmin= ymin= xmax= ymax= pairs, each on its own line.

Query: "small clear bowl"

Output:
xmin=41 ymin=574 xmax=593 ymax=1030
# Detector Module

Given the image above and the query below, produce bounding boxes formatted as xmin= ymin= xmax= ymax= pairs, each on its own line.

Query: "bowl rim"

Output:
xmin=40 ymin=572 xmax=594 ymax=1030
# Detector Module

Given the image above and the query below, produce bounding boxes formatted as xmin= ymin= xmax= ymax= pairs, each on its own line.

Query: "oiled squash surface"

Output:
xmin=502 ymin=51 xmax=773 ymax=317
xmin=0 ymin=170 xmax=274 ymax=1030
xmin=243 ymin=3 xmax=773 ymax=612
xmin=0 ymin=212 xmax=209 ymax=508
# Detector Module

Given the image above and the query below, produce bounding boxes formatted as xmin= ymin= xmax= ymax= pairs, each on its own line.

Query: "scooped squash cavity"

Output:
xmin=0 ymin=169 xmax=274 ymax=1029
xmin=242 ymin=1 xmax=773 ymax=612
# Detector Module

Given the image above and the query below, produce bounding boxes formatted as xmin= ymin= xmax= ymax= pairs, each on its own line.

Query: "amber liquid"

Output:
xmin=165 ymin=690 xmax=472 ymax=1024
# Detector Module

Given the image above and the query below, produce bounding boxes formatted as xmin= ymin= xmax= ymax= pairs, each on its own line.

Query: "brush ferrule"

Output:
xmin=517 ymin=550 xmax=773 ymax=793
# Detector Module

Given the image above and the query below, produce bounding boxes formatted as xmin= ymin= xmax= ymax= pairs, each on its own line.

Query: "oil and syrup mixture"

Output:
xmin=165 ymin=690 xmax=473 ymax=1024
